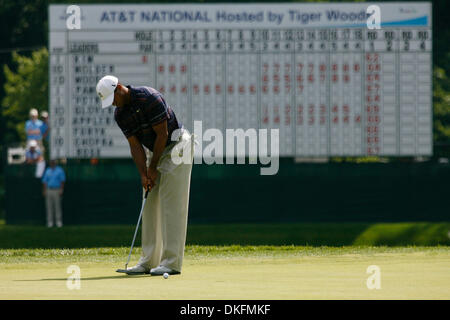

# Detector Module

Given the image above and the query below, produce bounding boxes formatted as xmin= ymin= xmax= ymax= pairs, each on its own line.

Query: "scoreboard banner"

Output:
xmin=49 ymin=2 xmax=432 ymax=158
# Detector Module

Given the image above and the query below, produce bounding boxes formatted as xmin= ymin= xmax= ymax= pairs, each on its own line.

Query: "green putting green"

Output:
xmin=1 ymin=246 xmax=448 ymax=299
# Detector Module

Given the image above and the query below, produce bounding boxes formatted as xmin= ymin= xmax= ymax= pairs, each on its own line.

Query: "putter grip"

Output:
xmin=144 ymin=186 xmax=150 ymax=198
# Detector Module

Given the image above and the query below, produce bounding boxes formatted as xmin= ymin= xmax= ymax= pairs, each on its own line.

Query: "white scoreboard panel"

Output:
xmin=49 ymin=3 xmax=432 ymax=158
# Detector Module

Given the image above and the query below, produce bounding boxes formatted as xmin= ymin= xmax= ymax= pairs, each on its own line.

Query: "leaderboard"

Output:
xmin=49 ymin=3 xmax=432 ymax=158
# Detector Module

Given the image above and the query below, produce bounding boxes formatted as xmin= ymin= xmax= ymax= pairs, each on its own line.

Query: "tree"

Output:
xmin=2 ymin=47 xmax=48 ymax=145
xmin=433 ymin=66 xmax=450 ymax=152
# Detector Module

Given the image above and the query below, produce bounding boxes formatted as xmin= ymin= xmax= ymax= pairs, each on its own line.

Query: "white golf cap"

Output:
xmin=96 ymin=75 xmax=118 ymax=108
xmin=28 ymin=140 xmax=38 ymax=148
xmin=29 ymin=108 xmax=38 ymax=117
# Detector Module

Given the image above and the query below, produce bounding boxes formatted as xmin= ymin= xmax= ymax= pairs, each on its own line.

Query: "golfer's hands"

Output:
xmin=141 ymin=175 xmax=152 ymax=192
xmin=147 ymin=167 xmax=158 ymax=189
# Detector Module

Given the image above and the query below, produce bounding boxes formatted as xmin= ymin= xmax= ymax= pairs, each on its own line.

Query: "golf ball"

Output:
xmin=163 ymin=272 xmax=169 ymax=279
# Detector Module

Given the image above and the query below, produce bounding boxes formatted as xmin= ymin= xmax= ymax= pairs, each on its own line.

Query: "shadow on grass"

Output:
xmin=14 ymin=274 xmax=151 ymax=281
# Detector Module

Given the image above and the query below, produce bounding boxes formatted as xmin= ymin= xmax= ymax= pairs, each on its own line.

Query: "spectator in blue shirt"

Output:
xmin=40 ymin=111 xmax=49 ymax=142
xmin=25 ymin=108 xmax=44 ymax=150
xmin=42 ymin=160 xmax=66 ymax=228
xmin=25 ymin=140 xmax=43 ymax=164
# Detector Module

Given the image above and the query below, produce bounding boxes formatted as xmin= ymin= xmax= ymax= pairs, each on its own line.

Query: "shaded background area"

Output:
xmin=0 ymin=222 xmax=448 ymax=248
xmin=5 ymin=160 xmax=450 ymax=225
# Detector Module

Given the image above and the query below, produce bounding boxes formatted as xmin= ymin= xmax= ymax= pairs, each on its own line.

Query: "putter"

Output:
xmin=116 ymin=187 xmax=150 ymax=275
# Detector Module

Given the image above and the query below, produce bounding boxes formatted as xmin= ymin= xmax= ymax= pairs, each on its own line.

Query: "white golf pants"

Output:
xmin=138 ymin=130 xmax=193 ymax=272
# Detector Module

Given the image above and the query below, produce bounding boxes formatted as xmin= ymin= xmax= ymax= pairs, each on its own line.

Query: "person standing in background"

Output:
xmin=40 ymin=111 xmax=49 ymax=141
xmin=25 ymin=108 xmax=44 ymax=151
xmin=25 ymin=140 xmax=43 ymax=164
xmin=42 ymin=160 xmax=66 ymax=228
xmin=40 ymin=111 xmax=50 ymax=159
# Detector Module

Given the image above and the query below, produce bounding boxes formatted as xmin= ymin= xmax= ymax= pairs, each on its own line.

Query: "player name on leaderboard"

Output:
xmin=49 ymin=3 xmax=432 ymax=159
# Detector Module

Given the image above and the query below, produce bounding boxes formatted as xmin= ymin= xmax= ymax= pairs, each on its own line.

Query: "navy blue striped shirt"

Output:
xmin=114 ymin=86 xmax=181 ymax=151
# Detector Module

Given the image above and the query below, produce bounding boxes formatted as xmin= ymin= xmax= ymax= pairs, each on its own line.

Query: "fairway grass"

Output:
xmin=0 ymin=246 xmax=448 ymax=299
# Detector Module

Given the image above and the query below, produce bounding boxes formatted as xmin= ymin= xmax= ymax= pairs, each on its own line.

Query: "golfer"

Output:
xmin=96 ymin=75 xmax=193 ymax=276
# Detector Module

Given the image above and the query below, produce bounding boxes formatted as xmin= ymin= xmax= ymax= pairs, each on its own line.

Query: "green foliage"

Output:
xmin=433 ymin=67 xmax=450 ymax=143
xmin=2 ymin=48 xmax=48 ymax=144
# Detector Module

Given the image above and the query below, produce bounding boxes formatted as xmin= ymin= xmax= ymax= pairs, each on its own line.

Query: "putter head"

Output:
xmin=116 ymin=263 xmax=128 ymax=274
xmin=115 ymin=268 xmax=149 ymax=275
xmin=116 ymin=268 xmax=128 ymax=273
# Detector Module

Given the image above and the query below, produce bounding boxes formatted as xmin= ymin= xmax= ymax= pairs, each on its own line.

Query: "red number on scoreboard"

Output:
xmin=274 ymin=106 xmax=280 ymax=124
xmin=274 ymin=63 xmax=280 ymax=73
xmin=320 ymin=105 xmax=326 ymax=114
xmin=262 ymin=106 xmax=269 ymax=124
xmin=285 ymin=105 xmax=291 ymax=125
xmin=193 ymin=85 xmax=199 ymax=95
xmin=320 ymin=116 xmax=326 ymax=125
xmin=297 ymin=105 xmax=303 ymax=125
